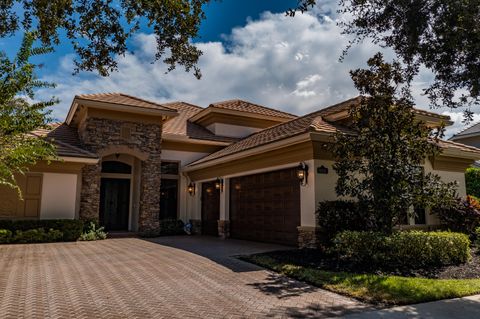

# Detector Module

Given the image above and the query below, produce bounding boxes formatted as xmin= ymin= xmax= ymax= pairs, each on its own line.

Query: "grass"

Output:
xmin=241 ymin=254 xmax=480 ymax=305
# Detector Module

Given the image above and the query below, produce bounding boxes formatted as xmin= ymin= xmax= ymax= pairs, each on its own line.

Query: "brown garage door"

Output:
xmin=230 ymin=168 xmax=300 ymax=245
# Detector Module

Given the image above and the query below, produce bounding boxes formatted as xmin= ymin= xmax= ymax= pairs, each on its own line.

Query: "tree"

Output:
xmin=0 ymin=32 xmax=58 ymax=192
xmin=291 ymin=0 xmax=480 ymax=121
xmin=0 ymin=0 xmax=212 ymax=78
xmin=332 ymin=53 xmax=457 ymax=233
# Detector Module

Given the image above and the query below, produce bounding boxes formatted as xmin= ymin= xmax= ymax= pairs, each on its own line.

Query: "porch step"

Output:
xmin=107 ymin=231 xmax=140 ymax=239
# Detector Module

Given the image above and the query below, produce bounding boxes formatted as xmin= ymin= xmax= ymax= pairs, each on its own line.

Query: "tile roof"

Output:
xmin=162 ymin=102 xmax=239 ymax=143
xmin=75 ymin=93 xmax=176 ymax=112
xmin=187 ymin=97 xmax=478 ymax=167
xmin=208 ymin=99 xmax=297 ymax=119
xmin=187 ymin=98 xmax=358 ymax=166
xmin=437 ymin=139 xmax=480 ymax=155
xmin=31 ymin=123 xmax=98 ymax=159
xmin=450 ymin=122 xmax=480 ymax=139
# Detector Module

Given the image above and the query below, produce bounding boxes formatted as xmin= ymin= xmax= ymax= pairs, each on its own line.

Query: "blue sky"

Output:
xmin=2 ymin=0 xmax=475 ymax=135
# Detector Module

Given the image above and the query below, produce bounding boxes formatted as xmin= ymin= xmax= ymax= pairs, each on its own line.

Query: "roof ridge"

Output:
xmin=117 ymin=93 xmax=177 ymax=112
xmin=210 ymin=99 xmax=297 ymax=118
xmin=163 ymin=101 xmax=204 ymax=109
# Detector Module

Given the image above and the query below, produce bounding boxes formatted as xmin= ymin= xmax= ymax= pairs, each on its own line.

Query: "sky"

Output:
xmin=3 ymin=0 xmax=478 ymax=137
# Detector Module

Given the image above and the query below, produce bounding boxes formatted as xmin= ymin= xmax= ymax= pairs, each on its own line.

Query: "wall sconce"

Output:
xmin=215 ymin=178 xmax=224 ymax=192
xmin=296 ymin=162 xmax=309 ymax=186
xmin=187 ymin=182 xmax=196 ymax=196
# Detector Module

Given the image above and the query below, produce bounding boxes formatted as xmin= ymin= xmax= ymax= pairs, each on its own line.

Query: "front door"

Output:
xmin=201 ymin=181 xmax=220 ymax=236
xmin=100 ymin=178 xmax=130 ymax=231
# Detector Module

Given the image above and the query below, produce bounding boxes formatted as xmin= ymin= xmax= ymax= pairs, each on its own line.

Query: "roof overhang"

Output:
xmin=56 ymin=156 xmax=99 ymax=164
xmin=450 ymin=131 xmax=480 ymax=141
xmin=66 ymin=97 xmax=178 ymax=125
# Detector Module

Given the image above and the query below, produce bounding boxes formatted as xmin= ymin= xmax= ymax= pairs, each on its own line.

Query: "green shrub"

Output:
xmin=433 ymin=196 xmax=480 ymax=237
xmin=466 ymin=167 xmax=480 ymax=198
xmin=79 ymin=222 xmax=107 ymax=241
xmin=0 ymin=219 xmax=83 ymax=241
xmin=316 ymin=200 xmax=377 ymax=245
xmin=333 ymin=230 xmax=471 ymax=268
xmin=0 ymin=229 xmax=13 ymax=243
xmin=14 ymin=228 xmax=63 ymax=243
xmin=159 ymin=219 xmax=185 ymax=236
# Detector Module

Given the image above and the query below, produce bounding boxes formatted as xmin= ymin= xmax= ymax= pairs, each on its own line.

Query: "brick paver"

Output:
xmin=0 ymin=236 xmax=370 ymax=318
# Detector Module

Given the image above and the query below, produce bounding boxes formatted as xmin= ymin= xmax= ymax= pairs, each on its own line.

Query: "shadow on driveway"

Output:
xmin=144 ymin=235 xmax=291 ymax=273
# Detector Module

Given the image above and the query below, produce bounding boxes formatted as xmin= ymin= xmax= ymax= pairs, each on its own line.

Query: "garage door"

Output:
xmin=229 ymin=168 xmax=300 ymax=245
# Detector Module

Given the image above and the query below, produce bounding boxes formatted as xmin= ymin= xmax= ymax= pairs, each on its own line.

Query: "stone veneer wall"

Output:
xmin=78 ymin=117 xmax=162 ymax=232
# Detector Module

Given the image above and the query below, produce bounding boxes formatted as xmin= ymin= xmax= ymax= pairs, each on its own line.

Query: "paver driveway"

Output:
xmin=0 ymin=236 xmax=369 ymax=318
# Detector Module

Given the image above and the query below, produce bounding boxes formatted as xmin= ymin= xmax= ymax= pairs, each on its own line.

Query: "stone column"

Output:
xmin=79 ymin=164 xmax=101 ymax=221
xmin=217 ymin=220 xmax=230 ymax=239
xmin=297 ymin=226 xmax=322 ymax=249
xmin=138 ymin=154 xmax=161 ymax=233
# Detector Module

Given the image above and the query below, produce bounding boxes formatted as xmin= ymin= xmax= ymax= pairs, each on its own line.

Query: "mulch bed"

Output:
xmin=259 ymin=248 xmax=480 ymax=279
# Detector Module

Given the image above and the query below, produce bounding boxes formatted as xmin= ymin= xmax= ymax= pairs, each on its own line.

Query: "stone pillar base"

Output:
xmin=190 ymin=219 xmax=202 ymax=235
xmin=218 ymin=220 xmax=230 ymax=239
xmin=297 ymin=226 xmax=322 ymax=249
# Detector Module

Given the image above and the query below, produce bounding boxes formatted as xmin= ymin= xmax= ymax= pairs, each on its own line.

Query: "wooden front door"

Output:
xmin=100 ymin=178 xmax=130 ymax=231
xmin=229 ymin=168 xmax=300 ymax=245
xmin=201 ymin=181 xmax=220 ymax=236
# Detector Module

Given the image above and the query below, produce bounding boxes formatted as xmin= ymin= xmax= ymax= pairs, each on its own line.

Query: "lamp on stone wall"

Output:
xmin=187 ymin=182 xmax=196 ymax=196
xmin=296 ymin=162 xmax=309 ymax=186
xmin=215 ymin=178 xmax=224 ymax=192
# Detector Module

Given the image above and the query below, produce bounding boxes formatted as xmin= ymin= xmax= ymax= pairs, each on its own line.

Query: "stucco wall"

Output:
xmin=206 ymin=123 xmax=261 ymax=138
xmin=40 ymin=173 xmax=78 ymax=219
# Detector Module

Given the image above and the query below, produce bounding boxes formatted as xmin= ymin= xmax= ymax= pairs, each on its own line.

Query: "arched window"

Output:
xmin=101 ymin=161 xmax=132 ymax=174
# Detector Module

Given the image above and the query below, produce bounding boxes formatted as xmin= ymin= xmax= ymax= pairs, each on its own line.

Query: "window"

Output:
xmin=101 ymin=161 xmax=132 ymax=174
xmin=160 ymin=161 xmax=180 ymax=220
xmin=414 ymin=207 xmax=426 ymax=225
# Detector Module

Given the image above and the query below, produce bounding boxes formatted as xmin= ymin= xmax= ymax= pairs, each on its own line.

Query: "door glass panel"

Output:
xmin=160 ymin=162 xmax=179 ymax=175
xmin=160 ymin=179 xmax=178 ymax=220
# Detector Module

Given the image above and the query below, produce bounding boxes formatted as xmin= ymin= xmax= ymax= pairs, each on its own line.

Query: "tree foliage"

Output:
xmin=332 ymin=53 xmax=457 ymax=233
xmin=0 ymin=32 xmax=57 ymax=192
xmin=293 ymin=0 xmax=480 ymax=120
xmin=466 ymin=167 xmax=480 ymax=198
xmin=0 ymin=0 xmax=213 ymax=78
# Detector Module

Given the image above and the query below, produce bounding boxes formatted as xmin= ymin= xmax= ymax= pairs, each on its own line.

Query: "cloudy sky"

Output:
xmin=6 ymin=0 xmax=479 ymax=137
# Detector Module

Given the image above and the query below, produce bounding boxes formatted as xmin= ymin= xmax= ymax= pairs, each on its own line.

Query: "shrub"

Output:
xmin=433 ymin=196 xmax=480 ymax=237
xmin=0 ymin=219 xmax=84 ymax=242
xmin=466 ymin=167 xmax=480 ymax=198
xmin=333 ymin=230 xmax=471 ymax=268
xmin=316 ymin=200 xmax=376 ymax=245
xmin=79 ymin=222 xmax=107 ymax=241
xmin=159 ymin=219 xmax=185 ymax=236
xmin=14 ymin=228 xmax=63 ymax=243
xmin=0 ymin=229 xmax=13 ymax=243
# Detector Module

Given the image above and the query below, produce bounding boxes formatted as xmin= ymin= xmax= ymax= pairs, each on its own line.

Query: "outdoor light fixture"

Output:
xmin=187 ymin=182 xmax=196 ymax=196
xmin=215 ymin=178 xmax=224 ymax=192
xmin=296 ymin=162 xmax=309 ymax=186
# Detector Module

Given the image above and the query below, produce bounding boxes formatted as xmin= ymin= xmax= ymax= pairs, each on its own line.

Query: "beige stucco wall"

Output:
xmin=40 ymin=173 xmax=78 ymax=219
xmin=206 ymin=123 xmax=261 ymax=138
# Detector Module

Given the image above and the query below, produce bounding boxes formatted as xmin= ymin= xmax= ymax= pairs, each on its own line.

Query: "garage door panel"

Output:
xmin=230 ymin=168 xmax=300 ymax=246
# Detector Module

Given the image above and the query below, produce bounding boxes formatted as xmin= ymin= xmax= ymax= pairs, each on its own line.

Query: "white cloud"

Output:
xmin=37 ymin=7 xmax=474 ymax=137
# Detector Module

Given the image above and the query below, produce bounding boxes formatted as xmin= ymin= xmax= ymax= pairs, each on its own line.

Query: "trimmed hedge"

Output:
xmin=0 ymin=219 xmax=84 ymax=242
xmin=333 ymin=230 xmax=471 ymax=268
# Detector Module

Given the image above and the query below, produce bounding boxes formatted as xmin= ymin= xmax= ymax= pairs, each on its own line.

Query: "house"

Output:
xmin=1 ymin=93 xmax=479 ymax=247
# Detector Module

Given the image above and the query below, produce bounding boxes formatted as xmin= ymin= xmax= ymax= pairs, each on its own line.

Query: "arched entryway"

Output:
xmin=99 ymin=160 xmax=132 ymax=231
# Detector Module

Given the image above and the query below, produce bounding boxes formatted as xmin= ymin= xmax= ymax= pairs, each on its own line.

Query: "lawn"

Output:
xmin=241 ymin=254 xmax=480 ymax=305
